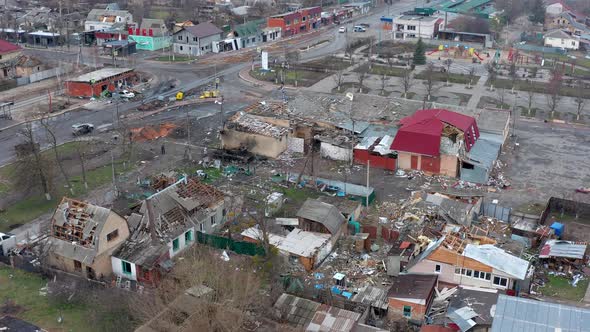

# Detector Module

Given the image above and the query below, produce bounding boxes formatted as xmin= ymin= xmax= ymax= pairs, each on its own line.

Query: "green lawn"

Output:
xmin=250 ymin=67 xmax=331 ymax=87
xmin=0 ymin=266 xmax=91 ymax=331
xmin=543 ymin=53 xmax=590 ymax=70
xmin=0 ymin=159 xmax=135 ymax=232
xmin=488 ymin=78 xmax=590 ymax=98
xmin=540 ymin=275 xmax=589 ymax=301
xmin=415 ymin=71 xmax=480 ymax=85
xmin=361 ymin=64 xmax=410 ymax=77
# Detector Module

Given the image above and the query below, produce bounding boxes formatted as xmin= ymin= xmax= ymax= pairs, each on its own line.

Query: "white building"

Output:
xmin=546 ymin=2 xmax=564 ymax=15
xmin=84 ymin=9 xmax=134 ymax=32
xmin=544 ymin=29 xmax=579 ymax=50
xmin=393 ymin=14 xmax=444 ymax=40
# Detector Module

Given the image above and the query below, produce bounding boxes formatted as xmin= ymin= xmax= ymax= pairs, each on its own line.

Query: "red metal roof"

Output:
xmin=0 ymin=39 xmax=21 ymax=55
xmin=400 ymin=241 xmax=411 ymax=249
xmin=392 ymin=109 xmax=479 ymax=156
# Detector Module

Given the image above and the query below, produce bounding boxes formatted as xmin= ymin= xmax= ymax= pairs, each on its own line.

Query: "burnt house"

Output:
xmin=111 ymin=177 xmax=225 ymax=285
xmin=47 ymin=198 xmax=130 ymax=280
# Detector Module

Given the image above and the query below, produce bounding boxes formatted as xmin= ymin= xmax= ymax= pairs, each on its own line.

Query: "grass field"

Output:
xmin=0 ymin=142 xmax=137 ymax=231
xmin=415 ymin=71 xmax=480 ymax=85
xmin=488 ymin=78 xmax=590 ymax=98
xmin=540 ymin=275 xmax=589 ymax=301
xmin=0 ymin=266 xmax=90 ymax=331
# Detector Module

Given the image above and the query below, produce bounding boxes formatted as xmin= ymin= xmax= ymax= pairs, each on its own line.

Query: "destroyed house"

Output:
xmin=423 ymin=192 xmax=482 ymax=227
xmin=407 ymin=234 xmax=530 ymax=291
xmin=84 ymin=8 xmax=134 ymax=32
xmin=392 ymin=109 xmax=480 ymax=178
xmin=297 ymin=198 xmax=347 ymax=245
xmin=273 ymin=293 xmax=362 ymax=331
xmin=221 ymin=112 xmax=290 ymax=158
xmin=48 ymin=198 xmax=130 ymax=280
xmin=111 ymin=178 xmax=225 ymax=284
xmin=241 ymin=227 xmax=332 ymax=271
xmin=539 ymin=239 xmax=587 ymax=261
xmin=387 ymin=274 xmax=438 ymax=322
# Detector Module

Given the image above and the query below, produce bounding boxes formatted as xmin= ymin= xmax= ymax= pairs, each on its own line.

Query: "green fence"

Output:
xmin=197 ymin=232 xmax=265 ymax=256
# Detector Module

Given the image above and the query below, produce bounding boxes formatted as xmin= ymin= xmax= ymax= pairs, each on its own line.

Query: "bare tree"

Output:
xmin=526 ymin=80 xmax=535 ymax=116
xmin=574 ymin=79 xmax=586 ymax=121
xmin=423 ymin=63 xmax=437 ymax=101
xmin=380 ymin=73 xmax=388 ymax=95
xmin=333 ymin=69 xmax=345 ymax=92
xmin=40 ymin=116 xmax=73 ymax=194
xmin=355 ymin=63 xmax=368 ymax=93
xmin=285 ymin=50 xmax=300 ymax=87
xmin=74 ymin=139 xmax=89 ymax=189
xmin=345 ymin=36 xmax=354 ymax=64
xmin=443 ymin=58 xmax=453 ymax=86
xmin=509 ymin=62 xmax=518 ymax=93
xmin=467 ymin=66 xmax=476 ymax=89
xmin=546 ymin=68 xmax=563 ymax=118
xmin=496 ymin=88 xmax=507 ymax=109
xmin=486 ymin=62 xmax=497 ymax=91
xmin=18 ymin=122 xmax=51 ymax=200
xmin=401 ymin=68 xmax=414 ymax=98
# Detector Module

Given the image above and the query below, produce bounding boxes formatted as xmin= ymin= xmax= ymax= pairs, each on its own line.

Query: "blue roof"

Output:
xmin=492 ymin=295 xmax=590 ymax=332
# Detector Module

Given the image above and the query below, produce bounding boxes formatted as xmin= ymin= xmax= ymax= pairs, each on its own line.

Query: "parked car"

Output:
xmin=72 ymin=123 xmax=95 ymax=136
xmin=338 ymin=26 xmax=347 ymax=33
xmin=119 ymin=90 xmax=135 ymax=98
xmin=353 ymin=26 xmax=366 ymax=32
xmin=0 ymin=232 xmax=15 ymax=256
xmin=359 ymin=23 xmax=370 ymax=28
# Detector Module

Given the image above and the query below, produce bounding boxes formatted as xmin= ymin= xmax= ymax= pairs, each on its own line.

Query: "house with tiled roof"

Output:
xmin=172 ymin=22 xmax=223 ymax=56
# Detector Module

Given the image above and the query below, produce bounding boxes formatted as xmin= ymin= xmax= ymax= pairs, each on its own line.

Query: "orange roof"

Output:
xmin=420 ymin=325 xmax=457 ymax=332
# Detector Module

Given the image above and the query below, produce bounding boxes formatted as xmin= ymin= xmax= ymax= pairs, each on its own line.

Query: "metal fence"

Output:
xmin=515 ymin=44 xmax=566 ymax=55
xmin=196 ymin=231 xmax=265 ymax=256
xmin=481 ymin=201 xmax=511 ymax=222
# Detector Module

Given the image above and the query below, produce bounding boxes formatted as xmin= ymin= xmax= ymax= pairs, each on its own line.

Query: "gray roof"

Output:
xmin=561 ymin=12 xmax=589 ymax=32
xmin=463 ymin=244 xmax=529 ymax=280
xmin=179 ymin=22 xmax=222 ymax=38
xmin=296 ymin=199 xmax=346 ymax=235
xmin=425 ymin=193 xmax=474 ymax=224
xmin=86 ymin=8 xmax=131 ymax=21
xmin=447 ymin=286 xmax=499 ymax=329
xmin=351 ymin=285 xmax=389 ymax=310
xmin=387 ymin=274 xmax=438 ymax=300
xmin=539 ymin=239 xmax=587 ymax=259
xmin=491 ymin=294 xmax=590 ymax=332
xmin=545 ymin=29 xmax=576 ymax=39
xmin=317 ymin=196 xmax=361 ymax=217
xmin=273 ymin=293 xmax=320 ymax=328
xmin=461 ymin=132 xmax=502 ymax=183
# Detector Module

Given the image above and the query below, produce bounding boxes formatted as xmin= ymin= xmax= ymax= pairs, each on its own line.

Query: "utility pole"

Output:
xmin=184 ymin=107 xmax=192 ymax=160
xmin=366 ymin=160 xmax=370 ymax=206
xmin=111 ymin=150 xmax=117 ymax=196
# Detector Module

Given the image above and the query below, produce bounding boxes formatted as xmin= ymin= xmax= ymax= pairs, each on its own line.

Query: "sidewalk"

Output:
xmin=466 ymin=73 xmax=489 ymax=109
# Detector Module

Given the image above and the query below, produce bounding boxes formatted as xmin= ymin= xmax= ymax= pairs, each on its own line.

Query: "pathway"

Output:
xmin=466 ymin=73 xmax=489 ymax=110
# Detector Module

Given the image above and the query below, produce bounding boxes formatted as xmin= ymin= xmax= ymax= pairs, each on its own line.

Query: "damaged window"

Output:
xmin=403 ymin=305 xmax=412 ymax=318
xmin=173 ymin=238 xmax=180 ymax=252
xmin=122 ymin=261 xmax=132 ymax=275
xmin=185 ymin=230 xmax=193 ymax=243
xmin=462 ymin=162 xmax=475 ymax=170
xmin=435 ymin=264 xmax=441 ymax=273
xmin=107 ymin=229 xmax=119 ymax=242
xmin=74 ymin=260 xmax=82 ymax=272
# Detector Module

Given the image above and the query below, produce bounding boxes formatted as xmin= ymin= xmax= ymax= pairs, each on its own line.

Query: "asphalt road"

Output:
xmin=0 ymin=0 xmax=447 ymax=166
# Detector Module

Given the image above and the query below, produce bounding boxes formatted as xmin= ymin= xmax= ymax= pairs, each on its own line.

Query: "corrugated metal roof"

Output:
xmin=491 ymin=294 xmax=590 ymax=332
xmin=460 ymin=132 xmax=502 ymax=184
xmin=241 ymin=227 xmax=331 ymax=257
xmin=463 ymin=244 xmax=529 ymax=280
xmin=447 ymin=307 xmax=477 ymax=332
xmin=539 ymin=240 xmax=587 ymax=259
xmin=297 ymin=199 xmax=346 ymax=235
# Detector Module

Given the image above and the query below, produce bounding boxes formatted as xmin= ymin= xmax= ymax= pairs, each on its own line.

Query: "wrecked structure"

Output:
xmin=47 ymin=197 xmax=130 ymax=280
xmin=297 ymin=198 xmax=347 ymax=245
xmin=221 ymin=112 xmax=291 ymax=158
xmin=111 ymin=177 xmax=225 ymax=284
xmin=387 ymin=274 xmax=438 ymax=322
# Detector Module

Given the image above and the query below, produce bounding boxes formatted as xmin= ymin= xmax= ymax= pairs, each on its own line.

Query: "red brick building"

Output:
xmin=387 ymin=274 xmax=438 ymax=322
xmin=267 ymin=6 xmax=322 ymax=37
xmin=65 ymin=67 xmax=136 ymax=97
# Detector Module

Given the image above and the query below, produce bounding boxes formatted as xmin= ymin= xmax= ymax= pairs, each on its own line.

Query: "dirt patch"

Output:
xmin=131 ymin=123 xmax=178 ymax=142
xmin=0 ymin=299 xmax=25 ymax=316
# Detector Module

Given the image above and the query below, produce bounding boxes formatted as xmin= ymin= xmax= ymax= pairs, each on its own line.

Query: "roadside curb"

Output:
xmin=238 ymin=66 xmax=299 ymax=91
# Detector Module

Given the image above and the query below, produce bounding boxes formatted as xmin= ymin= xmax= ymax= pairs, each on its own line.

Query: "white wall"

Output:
xmin=320 ymin=142 xmax=352 ymax=162
xmin=545 ymin=36 xmax=579 ymax=49
xmin=168 ymin=227 xmax=196 ymax=258
xmin=111 ymin=256 xmax=137 ymax=280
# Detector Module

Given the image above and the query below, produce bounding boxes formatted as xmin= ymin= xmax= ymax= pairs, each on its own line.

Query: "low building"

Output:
xmin=47 ymin=198 xmax=130 ymax=280
xmin=393 ymin=14 xmax=444 ymax=40
xmin=229 ymin=19 xmax=265 ymax=49
xmin=103 ymin=40 xmax=137 ymax=57
xmin=26 ymin=31 xmax=61 ymax=47
xmin=491 ymin=294 xmax=590 ymax=331
xmin=354 ymin=135 xmax=398 ymax=171
xmin=297 ymin=198 xmax=347 ymax=245
xmin=221 ymin=112 xmax=290 ymax=158
xmin=267 ymin=6 xmax=322 ymax=37
xmin=173 ymin=22 xmax=223 ymax=56
xmin=392 ymin=109 xmax=480 ymax=178
xmin=84 ymin=8 xmax=134 ymax=32
xmin=387 ymin=274 xmax=438 ymax=321
xmin=94 ymin=29 xmax=128 ymax=46
xmin=435 ymin=286 xmax=499 ymax=331
xmin=0 ymin=39 xmax=22 ymax=79
xmin=65 ymin=67 xmax=136 ymax=98
xmin=112 ymin=178 xmax=225 ymax=284
xmin=545 ymin=11 xmax=588 ymax=36
xmin=317 ymin=195 xmax=363 ymax=222
xmin=544 ymin=29 xmax=580 ymax=50
xmin=128 ymin=18 xmax=171 ymax=51
xmin=273 ymin=293 xmax=362 ymax=331
xmin=406 ymin=235 xmax=530 ymax=291
xmin=241 ymin=227 xmax=332 ymax=271
xmin=15 ymin=55 xmax=47 ymax=77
